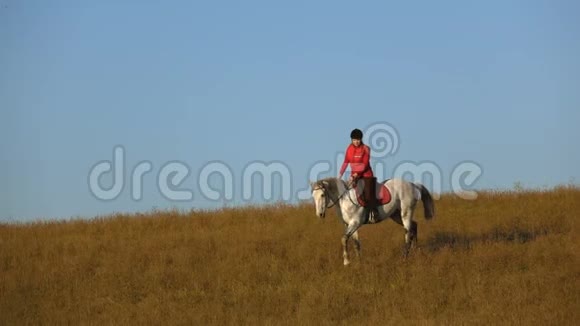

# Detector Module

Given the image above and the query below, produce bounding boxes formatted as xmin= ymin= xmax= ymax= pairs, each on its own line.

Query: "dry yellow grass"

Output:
xmin=1 ymin=187 xmax=579 ymax=325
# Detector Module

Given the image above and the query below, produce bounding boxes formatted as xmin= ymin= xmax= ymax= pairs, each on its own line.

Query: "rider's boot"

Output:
xmin=368 ymin=206 xmax=379 ymax=224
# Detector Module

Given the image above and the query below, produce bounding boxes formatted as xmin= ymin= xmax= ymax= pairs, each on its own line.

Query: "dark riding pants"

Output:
xmin=362 ymin=177 xmax=377 ymax=209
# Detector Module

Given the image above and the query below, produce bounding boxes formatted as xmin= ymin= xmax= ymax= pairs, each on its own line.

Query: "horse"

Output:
xmin=310 ymin=177 xmax=435 ymax=265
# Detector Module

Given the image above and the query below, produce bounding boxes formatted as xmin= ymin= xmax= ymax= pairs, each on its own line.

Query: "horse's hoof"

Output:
xmin=343 ymin=260 xmax=351 ymax=266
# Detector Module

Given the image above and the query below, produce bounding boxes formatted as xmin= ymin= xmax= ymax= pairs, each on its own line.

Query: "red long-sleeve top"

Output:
xmin=339 ymin=143 xmax=374 ymax=178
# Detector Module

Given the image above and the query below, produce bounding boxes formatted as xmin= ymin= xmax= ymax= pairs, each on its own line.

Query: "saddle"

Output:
xmin=354 ymin=179 xmax=392 ymax=207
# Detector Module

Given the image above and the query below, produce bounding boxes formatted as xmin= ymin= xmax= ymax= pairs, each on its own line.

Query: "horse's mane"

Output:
xmin=313 ymin=177 xmax=345 ymax=199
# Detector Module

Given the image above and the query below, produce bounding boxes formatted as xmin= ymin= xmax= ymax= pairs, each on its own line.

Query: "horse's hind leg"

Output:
xmin=410 ymin=221 xmax=418 ymax=246
xmin=401 ymin=207 xmax=417 ymax=257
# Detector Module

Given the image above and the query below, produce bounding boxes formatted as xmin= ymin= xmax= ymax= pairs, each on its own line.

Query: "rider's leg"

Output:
xmin=364 ymin=177 xmax=378 ymax=223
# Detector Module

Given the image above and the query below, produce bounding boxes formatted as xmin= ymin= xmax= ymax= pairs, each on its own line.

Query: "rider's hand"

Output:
xmin=347 ymin=175 xmax=355 ymax=187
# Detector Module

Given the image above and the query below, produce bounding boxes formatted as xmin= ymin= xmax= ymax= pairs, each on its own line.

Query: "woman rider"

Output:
xmin=338 ymin=128 xmax=378 ymax=223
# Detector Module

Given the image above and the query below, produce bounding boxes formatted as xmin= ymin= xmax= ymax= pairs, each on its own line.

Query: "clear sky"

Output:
xmin=1 ymin=0 xmax=579 ymax=221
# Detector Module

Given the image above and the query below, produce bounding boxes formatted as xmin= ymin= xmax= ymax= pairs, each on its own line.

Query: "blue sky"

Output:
xmin=1 ymin=0 xmax=579 ymax=220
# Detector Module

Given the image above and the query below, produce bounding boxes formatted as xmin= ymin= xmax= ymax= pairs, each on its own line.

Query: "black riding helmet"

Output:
xmin=350 ymin=128 xmax=363 ymax=140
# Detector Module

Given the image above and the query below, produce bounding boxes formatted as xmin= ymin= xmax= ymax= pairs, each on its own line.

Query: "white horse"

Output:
xmin=310 ymin=177 xmax=435 ymax=265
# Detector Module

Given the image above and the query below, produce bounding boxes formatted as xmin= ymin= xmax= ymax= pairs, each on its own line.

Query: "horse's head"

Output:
xmin=311 ymin=180 xmax=329 ymax=218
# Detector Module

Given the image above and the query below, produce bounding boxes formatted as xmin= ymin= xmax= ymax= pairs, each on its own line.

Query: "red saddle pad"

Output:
xmin=355 ymin=181 xmax=392 ymax=206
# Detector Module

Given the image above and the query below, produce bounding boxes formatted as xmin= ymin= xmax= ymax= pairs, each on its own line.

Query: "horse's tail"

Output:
xmin=415 ymin=183 xmax=435 ymax=219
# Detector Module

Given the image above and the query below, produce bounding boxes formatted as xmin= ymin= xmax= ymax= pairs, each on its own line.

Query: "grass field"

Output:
xmin=1 ymin=186 xmax=579 ymax=325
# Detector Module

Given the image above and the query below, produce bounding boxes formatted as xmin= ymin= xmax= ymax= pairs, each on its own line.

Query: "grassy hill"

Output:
xmin=1 ymin=186 xmax=579 ymax=325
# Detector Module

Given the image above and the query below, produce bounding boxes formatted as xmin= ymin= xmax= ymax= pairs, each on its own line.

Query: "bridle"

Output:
xmin=313 ymin=181 xmax=353 ymax=209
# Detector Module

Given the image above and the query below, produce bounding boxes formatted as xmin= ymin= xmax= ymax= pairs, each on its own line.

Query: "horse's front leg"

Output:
xmin=342 ymin=222 xmax=361 ymax=266
xmin=352 ymin=231 xmax=362 ymax=258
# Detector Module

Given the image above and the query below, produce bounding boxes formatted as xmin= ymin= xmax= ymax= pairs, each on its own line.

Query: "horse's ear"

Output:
xmin=322 ymin=180 xmax=329 ymax=186
xmin=310 ymin=181 xmax=316 ymax=189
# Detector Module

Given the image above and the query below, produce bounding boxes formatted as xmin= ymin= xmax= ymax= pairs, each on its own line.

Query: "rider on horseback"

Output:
xmin=338 ymin=128 xmax=379 ymax=223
